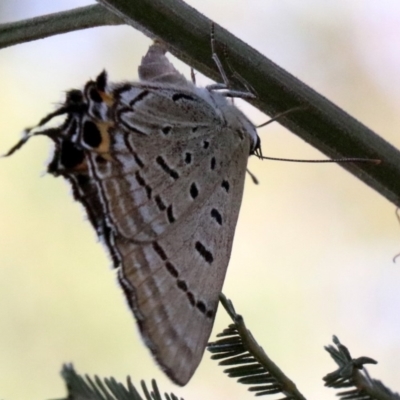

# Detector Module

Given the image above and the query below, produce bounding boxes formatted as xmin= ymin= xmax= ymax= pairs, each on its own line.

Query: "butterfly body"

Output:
xmin=13 ymin=43 xmax=259 ymax=385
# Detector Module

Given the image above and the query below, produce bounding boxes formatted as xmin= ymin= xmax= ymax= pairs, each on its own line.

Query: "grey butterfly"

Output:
xmin=8 ymin=42 xmax=259 ymax=385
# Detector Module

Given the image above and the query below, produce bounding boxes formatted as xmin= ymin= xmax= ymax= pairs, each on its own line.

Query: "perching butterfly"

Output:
xmin=7 ymin=42 xmax=259 ymax=385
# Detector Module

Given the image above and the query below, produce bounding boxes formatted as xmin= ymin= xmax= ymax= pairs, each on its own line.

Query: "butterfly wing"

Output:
xmin=44 ymin=43 xmax=256 ymax=385
xmin=85 ymin=85 xmax=251 ymax=384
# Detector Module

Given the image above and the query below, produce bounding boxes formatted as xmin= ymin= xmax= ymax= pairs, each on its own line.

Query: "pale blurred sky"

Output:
xmin=1 ymin=1 xmax=400 ymax=400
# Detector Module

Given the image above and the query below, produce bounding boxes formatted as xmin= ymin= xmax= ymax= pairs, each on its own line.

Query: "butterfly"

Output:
xmin=6 ymin=41 xmax=260 ymax=385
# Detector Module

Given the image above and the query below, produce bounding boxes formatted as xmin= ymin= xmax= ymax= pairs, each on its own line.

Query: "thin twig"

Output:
xmin=2 ymin=0 xmax=400 ymax=206
xmin=0 ymin=5 xmax=122 ymax=50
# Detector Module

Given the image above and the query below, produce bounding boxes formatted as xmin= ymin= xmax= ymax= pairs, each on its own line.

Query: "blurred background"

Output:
xmin=1 ymin=1 xmax=400 ymax=399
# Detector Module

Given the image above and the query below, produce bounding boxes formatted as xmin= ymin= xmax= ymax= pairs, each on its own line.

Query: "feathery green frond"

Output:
xmin=60 ymin=364 xmax=184 ymax=400
xmin=324 ymin=336 xmax=400 ymax=400
xmin=207 ymin=294 xmax=307 ymax=399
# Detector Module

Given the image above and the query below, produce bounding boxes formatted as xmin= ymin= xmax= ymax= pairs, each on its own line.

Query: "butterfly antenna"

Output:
xmin=190 ymin=67 xmax=196 ymax=84
xmin=260 ymin=155 xmax=381 ymax=164
xmin=2 ymin=110 xmax=65 ymax=158
xmin=3 ymin=89 xmax=86 ymax=158
xmin=2 ymin=129 xmax=37 ymax=157
xmin=257 ymin=106 xmax=306 ymax=128
xmin=221 ymin=44 xmax=257 ymax=96
xmin=208 ymin=23 xmax=255 ymax=101
xmin=2 ymin=127 xmax=62 ymax=158
xmin=257 ymin=107 xmax=380 ymax=164
xmin=210 ymin=22 xmax=230 ymax=87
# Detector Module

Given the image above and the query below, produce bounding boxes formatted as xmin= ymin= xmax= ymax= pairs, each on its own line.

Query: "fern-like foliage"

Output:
xmin=324 ymin=336 xmax=400 ymax=400
xmin=207 ymin=294 xmax=307 ymax=399
xmin=207 ymin=324 xmax=283 ymax=397
xmin=58 ymin=301 xmax=400 ymax=400
xmin=60 ymin=364 xmax=184 ymax=400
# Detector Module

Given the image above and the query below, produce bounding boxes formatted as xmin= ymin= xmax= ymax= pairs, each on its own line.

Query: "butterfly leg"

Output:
xmin=210 ymin=23 xmax=230 ymax=87
xmin=207 ymin=23 xmax=256 ymax=100
xmin=190 ymin=67 xmax=196 ymax=84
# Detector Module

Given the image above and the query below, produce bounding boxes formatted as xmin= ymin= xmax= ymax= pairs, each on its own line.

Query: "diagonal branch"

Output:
xmin=2 ymin=0 xmax=400 ymax=206
xmin=97 ymin=0 xmax=400 ymax=208
xmin=0 ymin=4 xmax=122 ymax=50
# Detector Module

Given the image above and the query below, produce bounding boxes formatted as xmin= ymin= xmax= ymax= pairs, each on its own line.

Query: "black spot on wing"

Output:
xmin=221 ymin=180 xmax=230 ymax=192
xmin=187 ymin=291 xmax=195 ymax=306
xmin=152 ymin=242 xmax=167 ymax=261
xmin=177 ymin=279 xmax=188 ymax=291
xmin=145 ymin=186 xmax=152 ymax=199
xmin=167 ymin=205 xmax=176 ymax=223
xmin=195 ymin=241 xmax=213 ymax=264
xmin=89 ymin=88 xmax=103 ymax=103
xmin=155 ymin=195 xmax=166 ymax=211
xmin=133 ymin=152 xmax=144 ymax=168
xmin=82 ymin=120 xmax=102 ymax=148
xmin=165 ymin=261 xmax=179 ymax=278
xmin=211 ymin=208 xmax=222 ymax=225
xmin=210 ymin=157 xmax=216 ymax=170
xmin=57 ymin=140 xmax=85 ymax=170
xmin=162 ymin=126 xmax=172 ymax=135
xmin=190 ymin=183 xmax=198 ymax=199
xmin=156 ymin=156 xmax=179 ymax=180
xmin=135 ymin=171 xmax=145 ymax=186
xmin=185 ymin=153 xmax=192 ymax=164
xmin=196 ymin=301 xmax=206 ymax=314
